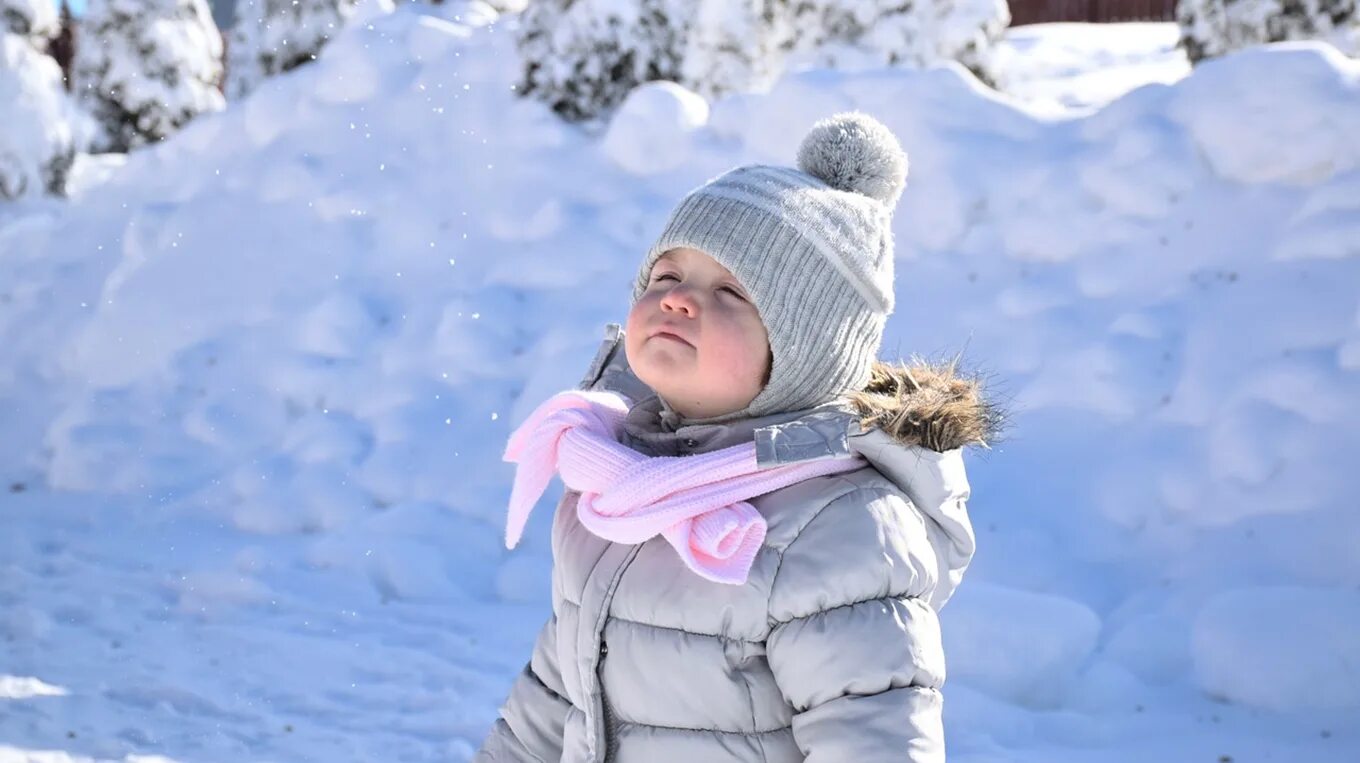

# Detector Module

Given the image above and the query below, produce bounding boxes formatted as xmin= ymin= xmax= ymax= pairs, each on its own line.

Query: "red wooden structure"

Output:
xmin=1009 ymin=0 xmax=1178 ymax=25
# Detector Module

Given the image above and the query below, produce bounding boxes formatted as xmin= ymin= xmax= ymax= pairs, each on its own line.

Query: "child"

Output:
xmin=476 ymin=112 xmax=998 ymax=762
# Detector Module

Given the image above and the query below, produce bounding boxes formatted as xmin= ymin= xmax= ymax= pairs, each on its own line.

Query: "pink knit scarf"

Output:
xmin=502 ymin=389 xmax=866 ymax=585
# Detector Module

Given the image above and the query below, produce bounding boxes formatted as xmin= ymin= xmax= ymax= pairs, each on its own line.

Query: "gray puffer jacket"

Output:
xmin=475 ymin=323 xmax=997 ymax=763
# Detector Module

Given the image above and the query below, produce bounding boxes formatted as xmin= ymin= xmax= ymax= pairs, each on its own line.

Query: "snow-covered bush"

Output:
xmin=1 ymin=0 xmax=58 ymax=41
xmin=225 ymin=0 xmax=364 ymax=99
xmin=680 ymin=1 xmax=786 ymax=101
xmin=0 ymin=32 xmax=77 ymax=199
xmin=71 ymin=0 xmax=225 ymax=153
xmin=516 ymin=0 xmax=1011 ymax=123
xmin=775 ymin=0 xmax=1010 ymax=87
xmin=515 ymin=0 xmax=690 ymax=124
xmin=1177 ymin=0 xmax=1360 ymax=64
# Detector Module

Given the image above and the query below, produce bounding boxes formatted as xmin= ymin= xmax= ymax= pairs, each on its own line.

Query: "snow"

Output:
xmin=516 ymin=0 xmax=1009 ymax=124
xmin=0 ymin=33 xmax=81 ymax=199
xmin=776 ymin=0 xmax=1011 ymax=86
xmin=1176 ymin=0 xmax=1360 ymax=63
xmin=0 ymin=0 xmax=58 ymax=39
xmin=1191 ymin=586 xmax=1360 ymax=712
xmin=0 ymin=675 xmax=69 ymax=699
xmin=1168 ymin=42 xmax=1360 ymax=184
xmin=226 ymin=0 xmax=385 ymax=100
xmin=601 ymin=80 xmax=710 ymax=175
xmin=995 ymin=22 xmax=1191 ymax=113
xmin=1 ymin=7 xmax=1358 ymax=762
xmin=942 ymin=583 xmax=1103 ymax=709
xmin=70 ymin=0 xmax=225 ymax=153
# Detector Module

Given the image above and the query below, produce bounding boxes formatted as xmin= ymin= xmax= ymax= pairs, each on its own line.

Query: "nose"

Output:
xmin=659 ymin=283 xmax=698 ymax=317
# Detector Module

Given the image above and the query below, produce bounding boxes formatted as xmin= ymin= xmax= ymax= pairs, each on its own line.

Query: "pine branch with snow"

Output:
xmin=515 ymin=0 xmax=691 ymax=124
xmin=515 ymin=0 xmax=1011 ymax=124
xmin=775 ymin=0 xmax=1011 ymax=87
xmin=680 ymin=0 xmax=786 ymax=100
xmin=0 ymin=32 xmax=78 ymax=199
xmin=1176 ymin=0 xmax=1360 ymax=63
xmin=71 ymin=0 xmax=225 ymax=153
xmin=1 ymin=0 xmax=58 ymax=41
xmin=225 ymin=0 xmax=363 ymax=99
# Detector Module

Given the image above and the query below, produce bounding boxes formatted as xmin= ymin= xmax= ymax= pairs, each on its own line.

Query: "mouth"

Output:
xmin=652 ymin=329 xmax=693 ymax=347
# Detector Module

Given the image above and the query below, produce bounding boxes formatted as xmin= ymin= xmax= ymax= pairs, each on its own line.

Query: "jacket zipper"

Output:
xmin=599 ymin=638 xmax=615 ymax=761
xmin=595 ymin=543 xmax=643 ymax=762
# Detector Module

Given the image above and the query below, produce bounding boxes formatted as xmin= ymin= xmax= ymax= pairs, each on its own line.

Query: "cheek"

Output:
xmin=624 ymin=297 xmax=659 ymax=357
xmin=624 ymin=298 xmax=652 ymax=332
xmin=623 ymin=305 xmax=642 ymax=350
xmin=706 ymin=315 xmax=767 ymax=374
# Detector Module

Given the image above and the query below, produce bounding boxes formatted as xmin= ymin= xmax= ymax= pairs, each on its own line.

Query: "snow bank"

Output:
xmin=994 ymin=23 xmax=1190 ymax=112
xmin=2 ymin=6 xmax=1358 ymax=760
xmin=601 ymin=80 xmax=710 ymax=175
xmin=943 ymin=583 xmax=1102 ymax=708
xmin=1168 ymin=42 xmax=1360 ymax=185
xmin=1192 ymin=585 xmax=1360 ymax=711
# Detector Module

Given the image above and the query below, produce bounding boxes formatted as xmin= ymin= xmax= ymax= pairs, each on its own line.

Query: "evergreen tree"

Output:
xmin=71 ymin=0 xmax=225 ymax=153
xmin=515 ymin=0 xmax=1010 ymax=124
xmin=1177 ymin=0 xmax=1359 ymax=63
xmin=515 ymin=0 xmax=690 ymax=124
xmin=681 ymin=0 xmax=785 ymax=101
xmin=0 ymin=32 xmax=77 ymax=198
xmin=225 ymin=0 xmax=361 ymax=98
xmin=775 ymin=0 xmax=1010 ymax=87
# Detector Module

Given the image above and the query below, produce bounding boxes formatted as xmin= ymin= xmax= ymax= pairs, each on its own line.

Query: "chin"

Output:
xmin=640 ymin=374 xmax=684 ymax=401
xmin=628 ymin=360 xmax=665 ymax=393
xmin=632 ymin=350 xmax=690 ymax=383
xmin=639 ymin=372 xmax=698 ymax=408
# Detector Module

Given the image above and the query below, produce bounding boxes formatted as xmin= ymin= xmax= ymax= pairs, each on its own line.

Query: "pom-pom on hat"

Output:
xmin=796 ymin=111 xmax=909 ymax=207
xmin=631 ymin=111 xmax=909 ymax=424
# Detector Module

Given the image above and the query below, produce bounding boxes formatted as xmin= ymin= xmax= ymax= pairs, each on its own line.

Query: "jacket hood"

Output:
xmin=753 ymin=357 xmax=1000 ymax=608
xmin=846 ymin=357 xmax=1002 ymax=452
xmin=579 ymin=323 xmax=1003 ymax=607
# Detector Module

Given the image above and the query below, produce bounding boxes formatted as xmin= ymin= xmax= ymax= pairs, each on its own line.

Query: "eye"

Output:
xmin=652 ymin=273 xmax=746 ymax=300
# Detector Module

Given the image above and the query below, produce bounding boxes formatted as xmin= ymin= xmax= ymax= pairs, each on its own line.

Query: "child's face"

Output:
xmin=625 ymin=247 xmax=771 ymax=419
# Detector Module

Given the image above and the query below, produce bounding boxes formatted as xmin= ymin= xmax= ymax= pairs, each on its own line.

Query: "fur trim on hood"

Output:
xmin=845 ymin=356 xmax=1006 ymax=453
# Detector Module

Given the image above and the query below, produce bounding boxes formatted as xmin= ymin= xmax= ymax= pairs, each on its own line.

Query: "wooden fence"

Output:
xmin=1010 ymin=0 xmax=1179 ymax=24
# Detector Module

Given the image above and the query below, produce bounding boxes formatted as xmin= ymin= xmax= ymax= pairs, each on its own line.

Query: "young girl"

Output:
xmin=476 ymin=112 xmax=998 ymax=762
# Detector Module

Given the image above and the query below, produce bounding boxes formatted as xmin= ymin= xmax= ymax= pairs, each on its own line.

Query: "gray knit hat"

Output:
xmin=629 ymin=111 xmax=909 ymax=424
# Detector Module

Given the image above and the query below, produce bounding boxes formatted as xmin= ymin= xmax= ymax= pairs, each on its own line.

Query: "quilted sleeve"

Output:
xmin=765 ymin=487 xmax=949 ymax=762
xmin=473 ymin=613 xmax=571 ymax=762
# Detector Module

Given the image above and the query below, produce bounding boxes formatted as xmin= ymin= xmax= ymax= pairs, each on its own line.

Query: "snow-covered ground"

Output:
xmin=3 ymin=7 xmax=1359 ymax=761
xmin=995 ymin=22 xmax=1192 ymax=112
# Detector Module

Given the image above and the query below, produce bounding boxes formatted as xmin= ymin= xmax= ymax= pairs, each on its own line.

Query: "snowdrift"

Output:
xmin=1 ymin=4 xmax=1357 ymax=760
